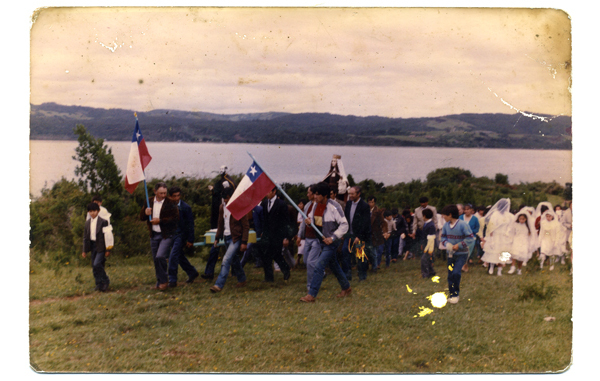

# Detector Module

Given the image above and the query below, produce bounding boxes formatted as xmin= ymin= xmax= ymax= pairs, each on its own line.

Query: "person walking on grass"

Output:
xmin=300 ymin=182 xmax=350 ymax=303
xmin=297 ymin=184 xmax=325 ymax=292
xmin=210 ymin=186 xmax=249 ymax=293
xmin=82 ymin=202 xmax=111 ymax=292
xmin=480 ymin=198 xmax=513 ymax=276
xmin=382 ymin=210 xmax=396 ymax=268
xmin=368 ymin=196 xmax=386 ymax=271
xmin=538 ymin=208 xmax=566 ymax=271
xmin=140 ymin=182 xmax=179 ymax=291
xmin=459 ymin=204 xmax=480 ymax=272
xmin=507 ymin=210 xmax=537 ymax=275
xmin=440 ymin=205 xmax=474 ymax=305
xmin=341 ymin=186 xmax=373 ymax=281
xmin=166 ymin=186 xmax=200 ymax=287
xmin=258 ymin=187 xmax=293 ymax=283
xmin=420 ymin=208 xmax=437 ymax=279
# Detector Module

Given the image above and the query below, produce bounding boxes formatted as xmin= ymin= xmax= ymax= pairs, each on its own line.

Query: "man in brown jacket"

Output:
xmin=210 ymin=187 xmax=250 ymax=293
xmin=140 ymin=182 xmax=179 ymax=290
xmin=367 ymin=196 xmax=387 ymax=271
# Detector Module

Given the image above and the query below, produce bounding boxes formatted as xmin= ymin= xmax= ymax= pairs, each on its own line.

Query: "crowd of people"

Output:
xmin=81 ymin=160 xmax=573 ymax=305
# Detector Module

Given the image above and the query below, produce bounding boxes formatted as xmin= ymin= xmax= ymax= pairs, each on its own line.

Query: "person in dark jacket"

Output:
xmin=140 ymin=182 xmax=179 ymax=290
xmin=341 ymin=186 xmax=374 ymax=281
xmin=258 ymin=187 xmax=294 ymax=282
xmin=82 ymin=202 xmax=111 ymax=292
xmin=166 ymin=186 xmax=199 ymax=287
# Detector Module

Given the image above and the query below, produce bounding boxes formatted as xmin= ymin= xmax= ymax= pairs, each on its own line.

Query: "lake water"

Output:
xmin=29 ymin=141 xmax=572 ymax=197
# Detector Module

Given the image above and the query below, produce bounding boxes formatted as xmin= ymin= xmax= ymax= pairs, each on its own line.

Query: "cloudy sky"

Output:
xmin=30 ymin=6 xmax=571 ymax=118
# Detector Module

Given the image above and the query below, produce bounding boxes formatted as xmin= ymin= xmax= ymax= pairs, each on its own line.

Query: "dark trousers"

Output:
xmin=420 ymin=252 xmax=436 ymax=278
xmin=90 ymin=241 xmax=109 ymax=287
xmin=204 ymin=245 xmax=220 ymax=276
xmin=168 ymin=234 xmax=198 ymax=283
xmin=342 ymin=236 xmax=373 ymax=281
xmin=258 ymin=237 xmax=290 ymax=282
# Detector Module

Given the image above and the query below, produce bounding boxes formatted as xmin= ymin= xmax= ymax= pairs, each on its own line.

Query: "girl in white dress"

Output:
xmin=507 ymin=209 xmax=537 ymax=275
xmin=481 ymin=198 xmax=514 ymax=276
xmin=538 ymin=209 xmax=567 ymax=271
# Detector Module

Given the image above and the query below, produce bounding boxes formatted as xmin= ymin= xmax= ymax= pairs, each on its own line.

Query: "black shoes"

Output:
xmin=200 ymin=274 xmax=214 ymax=280
xmin=186 ymin=272 xmax=200 ymax=284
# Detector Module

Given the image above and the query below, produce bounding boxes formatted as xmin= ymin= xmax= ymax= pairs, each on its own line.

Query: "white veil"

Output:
xmin=336 ymin=157 xmax=349 ymax=195
xmin=535 ymin=201 xmax=553 ymax=219
xmin=514 ymin=207 xmax=539 ymax=254
xmin=322 ymin=154 xmax=349 ymax=195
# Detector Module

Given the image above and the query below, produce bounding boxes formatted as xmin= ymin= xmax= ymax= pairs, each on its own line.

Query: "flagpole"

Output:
xmin=135 ymin=112 xmax=152 ymax=222
xmin=247 ymin=152 xmax=325 ymax=239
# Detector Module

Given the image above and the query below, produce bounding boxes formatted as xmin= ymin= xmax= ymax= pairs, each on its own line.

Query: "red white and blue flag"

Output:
xmin=226 ymin=161 xmax=275 ymax=220
xmin=124 ymin=119 xmax=152 ymax=194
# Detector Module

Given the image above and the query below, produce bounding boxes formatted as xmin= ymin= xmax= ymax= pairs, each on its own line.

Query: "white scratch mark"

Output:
xmin=488 ymin=86 xmax=562 ymax=123
xmin=525 ymin=54 xmax=560 ymax=79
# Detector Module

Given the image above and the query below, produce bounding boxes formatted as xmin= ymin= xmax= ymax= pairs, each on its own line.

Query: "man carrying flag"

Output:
xmin=124 ymin=117 xmax=152 ymax=194
xmin=226 ymin=159 xmax=294 ymax=283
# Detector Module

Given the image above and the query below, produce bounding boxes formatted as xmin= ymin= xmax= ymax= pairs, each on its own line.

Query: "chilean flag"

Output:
xmin=124 ymin=119 xmax=152 ymax=194
xmin=226 ymin=161 xmax=275 ymax=220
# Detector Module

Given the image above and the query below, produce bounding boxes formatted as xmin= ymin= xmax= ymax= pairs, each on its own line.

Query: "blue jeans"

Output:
xmin=308 ymin=242 xmax=350 ymax=298
xmin=151 ymin=233 xmax=173 ymax=285
xmin=373 ymin=244 xmax=384 ymax=269
xmin=168 ymin=234 xmax=198 ymax=283
xmin=447 ymin=254 xmax=468 ymax=297
xmin=304 ymin=238 xmax=322 ymax=292
xmin=214 ymin=237 xmax=246 ymax=289
xmin=384 ymin=239 xmax=393 ymax=266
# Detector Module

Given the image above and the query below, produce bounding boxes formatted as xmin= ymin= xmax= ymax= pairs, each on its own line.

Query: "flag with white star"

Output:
xmin=124 ymin=119 xmax=153 ymax=194
xmin=226 ymin=160 xmax=275 ymax=220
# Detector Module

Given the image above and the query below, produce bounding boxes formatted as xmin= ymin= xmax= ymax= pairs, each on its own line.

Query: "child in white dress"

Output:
xmin=538 ymin=209 xmax=567 ymax=271
xmin=507 ymin=210 xmax=537 ymax=275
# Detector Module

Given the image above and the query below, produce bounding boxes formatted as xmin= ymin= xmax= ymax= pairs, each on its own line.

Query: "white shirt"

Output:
xmin=152 ymin=197 xmax=165 ymax=233
xmin=90 ymin=216 xmax=98 ymax=241
xmin=223 ymin=203 xmax=232 ymax=236
xmin=267 ymin=195 xmax=277 ymax=212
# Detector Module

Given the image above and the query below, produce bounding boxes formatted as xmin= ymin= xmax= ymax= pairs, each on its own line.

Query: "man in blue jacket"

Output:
xmin=167 ymin=186 xmax=200 ymax=287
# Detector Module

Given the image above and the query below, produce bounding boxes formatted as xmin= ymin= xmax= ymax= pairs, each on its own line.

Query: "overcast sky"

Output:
xmin=30 ymin=7 xmax=571 ymax=118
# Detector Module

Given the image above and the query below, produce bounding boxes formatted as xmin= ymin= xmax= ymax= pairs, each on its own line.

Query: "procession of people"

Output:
xmin=83 ymin=156 xmax=573 ymax=305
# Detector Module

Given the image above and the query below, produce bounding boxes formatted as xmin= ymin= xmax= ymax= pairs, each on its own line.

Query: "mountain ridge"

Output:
xmin=30 ymin=103 xmax=572 ymax=149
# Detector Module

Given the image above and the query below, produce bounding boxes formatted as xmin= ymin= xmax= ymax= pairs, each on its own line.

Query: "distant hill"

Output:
xmin=30 ymin=103 xmax=572 ymax=149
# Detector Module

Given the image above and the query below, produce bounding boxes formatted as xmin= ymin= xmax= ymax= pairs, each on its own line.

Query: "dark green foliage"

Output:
xmin=72 ymin=124 xmax=123 ymax=196
xmin=518 ymin=281 xmax=559 ymax=301
xmin=495 ymin=173 xmax=509 ymax=185
xmin=427 ymin=167 xmax=473 ymax=188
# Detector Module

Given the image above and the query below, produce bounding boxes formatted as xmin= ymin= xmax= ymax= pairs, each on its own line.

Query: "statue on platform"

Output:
xmin=322 ymin=154 xmax=349 ymax=202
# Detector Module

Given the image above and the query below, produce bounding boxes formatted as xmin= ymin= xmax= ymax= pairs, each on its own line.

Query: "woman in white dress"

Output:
xmin=507 ymin=208 xmax=537 ymax=275
xmin=481 ymin=198 xmax=514 ymax=276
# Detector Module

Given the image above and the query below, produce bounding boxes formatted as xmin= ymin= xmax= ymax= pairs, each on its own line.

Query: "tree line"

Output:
xmin=29 ymin=125 xmax=570 ymax=270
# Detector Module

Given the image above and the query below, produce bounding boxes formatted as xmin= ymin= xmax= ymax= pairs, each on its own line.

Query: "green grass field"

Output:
xmin=29 ymin=253 xmax=572 ymax=373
